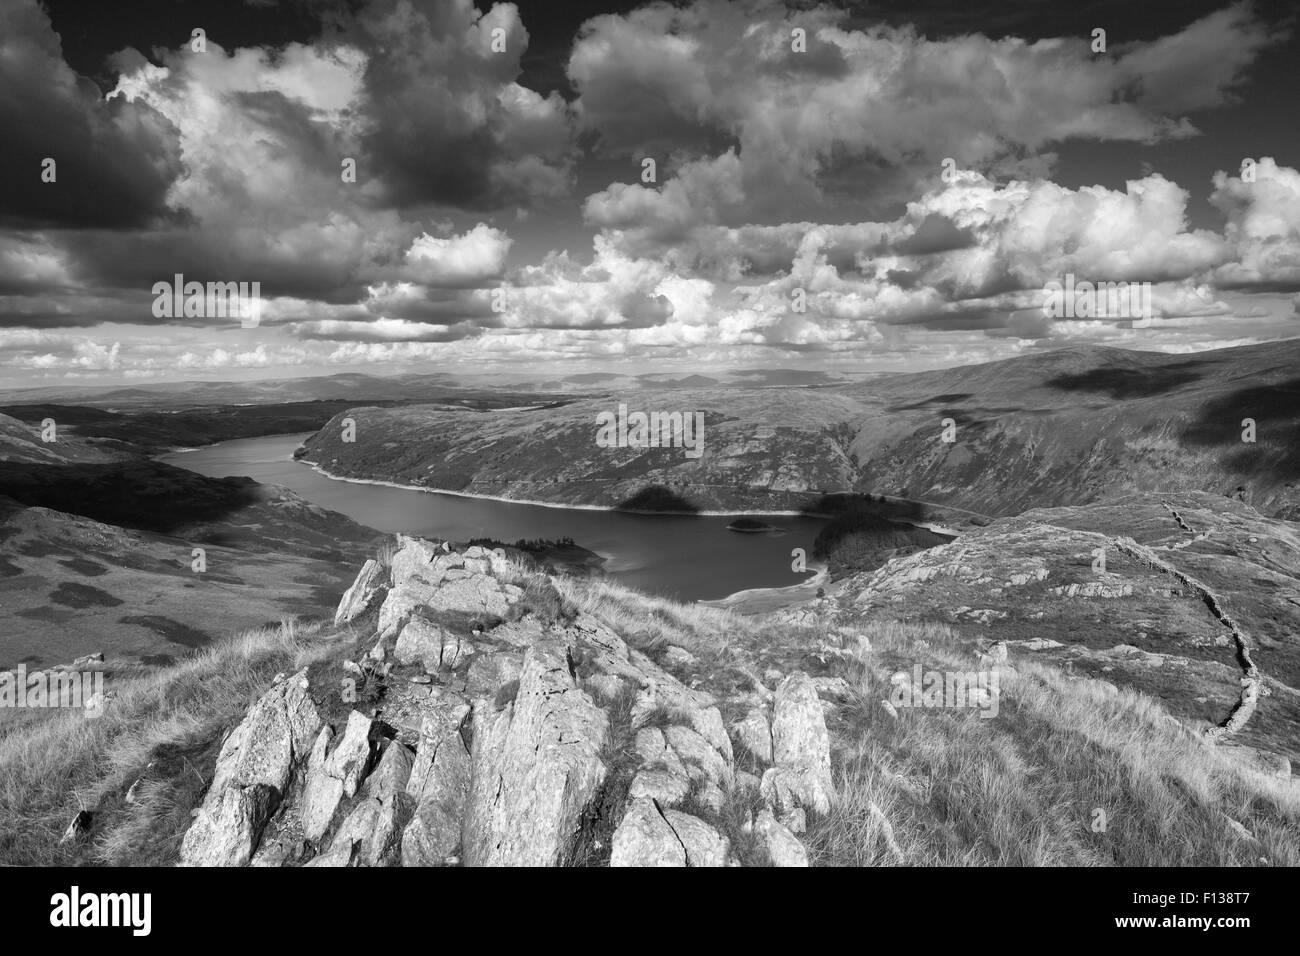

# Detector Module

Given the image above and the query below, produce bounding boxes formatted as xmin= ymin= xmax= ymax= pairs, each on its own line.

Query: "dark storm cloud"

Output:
xmin=0 ymin=0 xmax=181 ymax=229
xmin=350 ymin=0 xmax=575 ymax=211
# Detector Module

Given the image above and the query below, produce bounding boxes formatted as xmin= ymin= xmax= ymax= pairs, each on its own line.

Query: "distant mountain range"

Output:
xmin=0 ymin=366 xmax=876 ymax=410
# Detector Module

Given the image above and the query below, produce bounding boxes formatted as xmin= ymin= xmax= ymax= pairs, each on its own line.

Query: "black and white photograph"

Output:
xmin=0 ymin=0 xmax=1296 ymax=925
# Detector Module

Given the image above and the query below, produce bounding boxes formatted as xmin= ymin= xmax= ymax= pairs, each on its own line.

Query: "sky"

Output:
xmin=1 ymin=0 xmax=1299 ymax=385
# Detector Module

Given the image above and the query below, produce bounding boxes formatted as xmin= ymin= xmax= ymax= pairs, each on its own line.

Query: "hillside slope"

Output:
xmin=0 ymin=413 xmax=382 ymax=668
xmin=296 ymin=340 xmax=1300 ymax=519
xmin=779 ymin=491 xmax=1300 ymax=762
xmin=6 ymin=518 xmax=1294 ymax=867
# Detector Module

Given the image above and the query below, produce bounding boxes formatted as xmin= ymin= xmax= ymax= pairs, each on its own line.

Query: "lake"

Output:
xmin=161 ymin=433 xmax=826 ymax=602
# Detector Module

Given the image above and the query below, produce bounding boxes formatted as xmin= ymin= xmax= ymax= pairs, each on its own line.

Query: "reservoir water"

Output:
xmin=161 ymin=433 xmax=826 ymax=602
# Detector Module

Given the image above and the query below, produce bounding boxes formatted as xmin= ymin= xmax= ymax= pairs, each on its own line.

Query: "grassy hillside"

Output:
xmin=296 ymin=340 xmax=1300 ymax=520
xmin=0 ymin=413 xmax=383 ymax=668
xmin=3 ymin=522 xmax=1295 ymax=867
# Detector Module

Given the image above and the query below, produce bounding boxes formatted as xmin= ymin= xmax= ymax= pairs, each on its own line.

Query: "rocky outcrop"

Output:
xmin=761 ymin=673 xmax=834 ymax=816
xmin=177 ymin=537 xmax=821 ymax=867
xmin=462 ymin=640 xmax=608 ymax=866
xmin=180 ymin=670 xmax=321 ymax=866
xmin=334 ymin=559 xmax=386 ymax=624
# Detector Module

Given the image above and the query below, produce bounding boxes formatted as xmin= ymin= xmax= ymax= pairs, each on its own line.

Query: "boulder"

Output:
xmin=389 ymin=535 xmax=445 ymax=586
xmin=334 ymin=559 xmax=386 ymax=624
xmin=180 ymin=783 xmax=280 ymax=867
xmin=754 ymin=808 xmax=809 ymax=867
xmin=328 ymin=740 xmax=415 ymax=867
xmin=662 ymin=810 xmax=730 ymax=867
xmin=610 ymin=798 xmax=686 ymax=867
xmin=664 ymin=724 xmax=732 ymax=788
xmin=464 ymin=652 xmax=523 ymax=697
xmin=300 ymin=711 xmax=373 ymax=842
xmin=395 ymin=616 xmax=473 ymax=670
xmin=731 ymin=708 xmax=773 ymax=764
xmin=462 ymin=640 xmax=609 ymax=866
xmin=762 ymin=672 xmax=833 ymax=815
xmin=628 ymin=768 xmax=690 ymax=807
xmin=402 ymin=702 xmax=472 ymax=866
xmin=179 ymin=670 xmax=320 ymax=866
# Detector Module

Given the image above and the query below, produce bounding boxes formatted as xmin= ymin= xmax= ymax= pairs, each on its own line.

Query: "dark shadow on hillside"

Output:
xmin=1180 ymin=377 xmax=1300 ymax=481
xmin=0 ymin=459 xmax=263 ymax=534
xmin=0 ymin=400 xmax=399 ymax=453
xmin=887 ymin=392 xmax=974 ymax=411
xmin=615 ymin=485 xmax=700 ymax=514
xmin=1045 ymin=360 xmax=1210 ymax=399
xmin=799 ymin=492 xmax=927 ymax=523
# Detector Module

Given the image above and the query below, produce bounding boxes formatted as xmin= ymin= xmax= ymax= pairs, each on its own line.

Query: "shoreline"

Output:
xmin=161 ymin=434 xmax=966 ymax=611
xmin=701 ymin=564 xmax=830 ymax=612
xmin=161 ymin=433 xmax=980 ymax=527
xmin=300 ymin=458 xmax=840 ymax=519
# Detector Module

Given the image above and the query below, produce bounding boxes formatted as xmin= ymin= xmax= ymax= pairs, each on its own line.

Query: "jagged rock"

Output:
xmin=434 ymin=574 xmax=514 ymax=618
xmin=464 ymin=545 xmax=506 ymax=575
xmin=664 ymin=724 xmax=732 ymax=788
xmin=72 ymin=652 xmax=104 ymax=668
xmin=464 ymin=652 xmax=523 ymax=697
xmin=462 ymin=640 xmax=609 ymax=866
xmin=249 ymin=830 xmax=306 ymax=868
xmin=754 ymin=808 xmax=809 ymax=867
xmin=59 ymin=810 xmax=92 ymax=845
xmin=389 ymin=535 xmax=445 ymax=585
xmin=300 ymin=711 xmax=373 ymax=842
xmin=628 ymin=659 xmax=717 ymax=725
xmin=328 ymin=740 xmax=415 ymax=867
xmin=761 ymin=672 xmax=833 ymax=815
xmin=377 ymin=579 xmax=441 ymax=639
xmin=395 ymin=616 xmax=474 ymax=670
xmin=663 ymin=810 xmax=730 ymax=866
xmin=735 ymin=770 xmax=762 ymax=793
xmin=686 ymin=706 xmax=734 ymax=764
xmin=335 ymin=559 xmax=386 ymax=624
xmin=628 ymin=768 xmax=690 ymax=807
xmin=634 ymin=726 xmax=689 ymax=778
xmin=610 ymin=798 xmax=686 ymax=867
xmin=180 ymin=669 xmax=321 ymax=866
xmin=402 ymin=702 xmax=472 ymax=866
xmin=732 ymin=709 xmax=772 ymax=763
xmin=1051 ymin=581 xmax=1133 ymax=599
xmin=180 ymin=783 xmax=281 ymax=867
xmin=303 ymin=842 xmax=354 ymax=867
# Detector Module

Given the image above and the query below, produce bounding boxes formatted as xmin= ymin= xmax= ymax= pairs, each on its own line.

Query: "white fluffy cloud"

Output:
xmin=403 ymin=225 xmax=513 ymax=286
xmin=571 ymin=1 xmax=1277 ymax=221
xmin=1211 ymin=157 xmax=1300 ymax=289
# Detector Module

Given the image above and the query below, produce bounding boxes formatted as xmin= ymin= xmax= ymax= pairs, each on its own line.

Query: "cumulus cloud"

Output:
xmin=1210 ymin=157 xmax=1300 ymax=290
xmin=1 ymin=0 xmax=1297 ymax=380
xmin=353 ymin=0 xmax=574 ymax=209
xmin=571 ymin=0 xmax=1279 ymax=221
xmin=0 ymin=0 xmax=181 ymax=228
xmin=402 ymin=224 xmax=513 ymax=286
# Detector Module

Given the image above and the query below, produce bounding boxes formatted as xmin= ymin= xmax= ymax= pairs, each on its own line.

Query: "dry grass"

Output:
xmin=0 ymin=616 xmax=355 ymax=866
xmin=805 ymin=620 xmax=1300 ymax=866
xmin=5 ymin=547 xmax=1296 ymax=868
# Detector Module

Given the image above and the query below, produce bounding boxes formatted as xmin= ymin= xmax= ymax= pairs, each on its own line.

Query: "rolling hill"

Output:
xmin=296 ymin=340 xmax=1300 ymax=520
